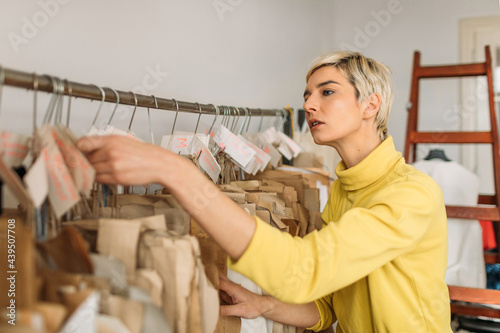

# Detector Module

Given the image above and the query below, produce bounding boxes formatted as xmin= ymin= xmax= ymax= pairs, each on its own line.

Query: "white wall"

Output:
xmin=1 ymin=0 xmax=335 ymax=140
xmin=1 ymin=0 xmax=500 ymax=208
xmin=328 ymin=0 xmax=500 ymax=159
xmin=0 ymin=0 xmax=335 ymax=207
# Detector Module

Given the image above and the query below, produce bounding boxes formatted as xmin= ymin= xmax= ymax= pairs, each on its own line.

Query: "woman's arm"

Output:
xmin=219 ymin=274 xmax=320 ymax=328
xmin=77 ymin=135 xmax=255 ymax=260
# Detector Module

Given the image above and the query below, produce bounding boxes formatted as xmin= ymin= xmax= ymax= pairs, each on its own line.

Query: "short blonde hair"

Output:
xmin=306 ymin=51 xmax=393 ymax=141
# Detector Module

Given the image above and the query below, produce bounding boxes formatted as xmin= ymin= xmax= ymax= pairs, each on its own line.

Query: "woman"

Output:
xmin=78 ymin=51 xmax=452 ymax=332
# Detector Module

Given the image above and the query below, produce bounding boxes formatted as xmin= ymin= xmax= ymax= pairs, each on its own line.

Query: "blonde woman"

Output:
xmin=79 ymin=51 xmax=452 ymax=332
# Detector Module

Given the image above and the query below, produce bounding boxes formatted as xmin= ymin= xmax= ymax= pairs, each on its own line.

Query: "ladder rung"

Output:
xmin=416 ymin=63 xmax=487 ymax=78
xmin=449 ymin=285 xmax=500 ymax=305
xmin=409 ymin=131 xmax=493 ymax=144
xmin=479 ymin=195 xmax=497 ymax=205
xmin=485 ymin=252 xmax=499 ymax=264
xmin=446 ymin=205 xmax=500 ymax=220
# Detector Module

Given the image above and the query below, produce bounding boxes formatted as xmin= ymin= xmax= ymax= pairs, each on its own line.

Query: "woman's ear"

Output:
xmin=363 ymin=93 xmax=381 ymax=119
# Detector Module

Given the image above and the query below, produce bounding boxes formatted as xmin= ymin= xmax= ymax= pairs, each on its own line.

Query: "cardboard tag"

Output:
xmin=256 ymin=136 xmax=281 ymax=168
xmin=192 ymin=136 xmax=221 ymax=183
xmin=24 ymin=153 xmax=49 ymax=208
xmin=239 ymin=135 xmax=271 ymax=172
xmin=213 ymin=125 xmax=255 ymax=168
xmin=103 ymin=125 xmax=141 ymax=141
xmin=38 ymin=127 xmax=80 ymax=217
xmin=54 ymin=126 xmax=96 ymax=196
xmin=277 ymin=132 xmax=302 ymax=158
xmin=0 ymin=131 xmax=30 ymax=167
xmin=170 ymin=133 xmax=195 ymax=155
xmin=277 ymin=141 xmax=293 ymax=160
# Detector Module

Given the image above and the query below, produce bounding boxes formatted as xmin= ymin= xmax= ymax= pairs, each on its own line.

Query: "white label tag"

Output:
xmin=170 ymin=134 xmax=194 ymax=155
xmin=239 ymin=135 xmax=271 ymax=172
xmin=214 ymin=126 xmax=255 ymax=168
xmin=277 ymin=141 xmax=293 ymax=160
xmin=0 ymin=131 xmax=30 ymax=167
xmin=278 ymin=132 xmax=302 ymax=158
xmin=192 ymin=136 xmax=221 ymax=183
xmin=256 ymin=136 xmax=281 ymax=167
xmin=24 ymin=153 xmax=49 ymax=208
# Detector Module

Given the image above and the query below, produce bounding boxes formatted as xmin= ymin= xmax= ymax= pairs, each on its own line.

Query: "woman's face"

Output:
xmin=303 ymin=66 xmax=367 ymax=148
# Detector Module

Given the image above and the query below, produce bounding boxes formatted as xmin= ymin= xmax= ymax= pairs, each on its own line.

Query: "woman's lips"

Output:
xmin=309 ymin=120 xmax=324 ymax=130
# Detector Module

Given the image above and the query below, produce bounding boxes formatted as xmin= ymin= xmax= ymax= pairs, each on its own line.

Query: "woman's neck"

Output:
xmin=334 ymin=133 xmax=383 ymax=169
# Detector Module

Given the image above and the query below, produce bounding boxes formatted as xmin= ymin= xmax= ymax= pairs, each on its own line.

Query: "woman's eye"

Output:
xmin=323 ymin=90 xmax=334 ymax=96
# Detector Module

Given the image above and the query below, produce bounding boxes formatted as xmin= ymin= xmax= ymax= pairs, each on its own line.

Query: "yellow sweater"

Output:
xmin=229 ymin=136 xmax=452 ymax=332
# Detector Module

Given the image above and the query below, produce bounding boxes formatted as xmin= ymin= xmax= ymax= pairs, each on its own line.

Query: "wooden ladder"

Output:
xmin=404 ymin=45 xmax=500 ymax=318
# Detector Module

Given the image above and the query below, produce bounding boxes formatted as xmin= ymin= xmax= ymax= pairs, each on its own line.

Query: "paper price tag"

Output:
xmin=24 ymin=152 xmax=49 ymax=208
xmin=170 ymin=134 xmax=194 ymax=155
xmin=0 ymin=131 xmax=30 ymax=167
xmin=238 ymin=135 xmax=271 ymax=172
xmin=255 ymin=136 xmax=281 ymax=167
xmin=192 ymin=136 xmax=221 ymax=183
xmin=43 ymin=143 xmax=80 ymax=217
xmin=278 ymin=132 xmax=302 ymax=158
xmin=214 ymin=126 xmax=255 ymax=168
xmin=54 ymin=126 xmax=96 ymax=196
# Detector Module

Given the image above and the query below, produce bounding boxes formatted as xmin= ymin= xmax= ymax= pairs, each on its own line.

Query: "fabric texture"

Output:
xmin=413 ymin=159 xmax=486 ymax=289
xmin=229 ymin=136 xmax=452 ymax=332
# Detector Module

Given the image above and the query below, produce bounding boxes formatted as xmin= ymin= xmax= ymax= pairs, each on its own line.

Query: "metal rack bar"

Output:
xmin=1 ymin=66 xmax=284 ymax=117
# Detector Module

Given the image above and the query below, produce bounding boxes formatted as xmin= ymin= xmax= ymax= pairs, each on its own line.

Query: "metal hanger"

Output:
xmin=208 ymin=104 xmax=219 ymax=136
xmin=32 ymin=73 xmax=38 ymax=132
xmin=149 ymin=95 xmax=158 ymax=144
xmin=0 ymin=66 xmax=4 ymax=119
xmin=127 ymin=91 xmax=138 ymax=132
xmin=244 ymin=107 xmax=251 ymax=133
xmin=238 ymin=107 xmax=249 ymax=135
xmin=42 ymin=76 xmax=59 ymax=124
xmin=55 ymin=78 xmax=65 ymax=124
xmin=258 ymin=108 xmax=264 ymax=132
xmin=170 ymin=98 xmax=179 ymax=135
xmin=91 ymin=85 xmax=106 ymax=128
xmin=106 ymin=87 xmax=120 ymax=126
xmin=193 ymin=102 xmax=202 ymax=134
xmin=231 ymin=106 xmax=240 ymax=133
xmin=64 ymin=79 xmax=72 ymax=128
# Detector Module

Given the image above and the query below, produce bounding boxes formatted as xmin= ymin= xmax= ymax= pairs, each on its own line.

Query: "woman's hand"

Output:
xmin=219 ymin=273 xmax=270 ymax=319
xmin=219 ymin=273 xmax=321 ymax=328
xmin=77 ymin=135 xmax=185 ymax=186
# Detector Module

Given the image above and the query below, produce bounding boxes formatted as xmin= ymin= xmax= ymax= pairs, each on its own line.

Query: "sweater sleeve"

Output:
xmin=228 ymin=178 xmax=440 ymax=305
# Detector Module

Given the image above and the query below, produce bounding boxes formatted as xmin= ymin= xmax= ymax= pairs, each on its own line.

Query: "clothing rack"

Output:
xmin=1 ymin=66 xmax=285 ymax=118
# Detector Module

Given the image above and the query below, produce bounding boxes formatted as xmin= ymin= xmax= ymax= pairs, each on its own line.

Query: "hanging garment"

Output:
xmin=413 ymin=159 xmax=486 ymax=288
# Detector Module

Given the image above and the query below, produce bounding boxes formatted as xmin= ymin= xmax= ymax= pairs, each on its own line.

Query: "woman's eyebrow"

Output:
xmin=317 ymin=80 xmax=341 ymax=88
xmin=304 ymin=80 xmax=341 ymax=98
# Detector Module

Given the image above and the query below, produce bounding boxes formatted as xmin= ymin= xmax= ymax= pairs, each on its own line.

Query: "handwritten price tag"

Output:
xmin=192 ymin=136 xmax=221 ymax=183
xmin=214 ymin=125 xmax=255 ymax=168
xmin=0 ymin=131 xmax=30 ymax=167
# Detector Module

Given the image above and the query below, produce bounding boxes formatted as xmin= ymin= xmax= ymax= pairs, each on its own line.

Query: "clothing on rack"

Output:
xmin=413 ymin=159 xmax=486 ymax=289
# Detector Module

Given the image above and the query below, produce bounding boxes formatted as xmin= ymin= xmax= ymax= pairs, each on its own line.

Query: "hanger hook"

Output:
xmin=91 ymin=85 xmax=106 ymax=127
xmin=127 ymin=91 xmax=138 ymax=132
xmin=54 ymin=78 xmax=66 ymax=124
xmin=106 ymin=87 xmax=120 ymax=126
xmin=148 ymin=95 xmax=159 ymax=144
xmin=232 ymin=106 xmax=241 ymax=131
xmin=194 ymin=102 xmax=202 ymax=134
xmin=43 ymin=75 xmax=59 ymax=124
xmin=244 ymin=107 xmax=251 ymax=132
xmin=0 ymin=66 xmax=4 ymax=119
xmin=238 ymin=107 xmax=249 ymax=135
xmin=258 ymin=108 xmax=263 ymax=132
xmin=32 ymin=73 xmax=38 ymax=131
xmin=170 ymin=98 xmax=179 ymax=135
xmin=64 ymin=79 xmax=72 ymax=128
xmin=208 ymin=104 xmax=219 ymax=136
